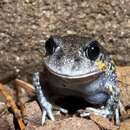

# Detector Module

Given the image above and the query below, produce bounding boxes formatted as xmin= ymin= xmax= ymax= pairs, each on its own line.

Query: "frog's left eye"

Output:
xmin=45 ymin=36 xmax=61 ymax=55
xmin=85 ymin=41 xmax=100 ymax=61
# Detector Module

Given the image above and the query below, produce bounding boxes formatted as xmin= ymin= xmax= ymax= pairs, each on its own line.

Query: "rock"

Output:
xmin=24 ymin=101 xmax=100 ymax=130
xmin=119 ymin=120 xmax=130 ymax=130
xmin=90 ymin=114 xmax=118 ymax=130
xmin=0 ymin=118 xmax=10 ymax=130
xmin=33 ymin=117 xmax=100 ymax=130
xmin=23 ymin=101 xmax=42 ymax=126
xmin=117 ymin=67 xmax=130 ymax=107
xmin=2 ymin=113 xmax=15 ymax=130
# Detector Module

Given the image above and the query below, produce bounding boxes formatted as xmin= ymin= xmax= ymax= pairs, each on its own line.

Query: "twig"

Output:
xmin=15 ymin=79 xmax=35 ymax=96
xmin=0 ymin=83 xmax=26 ymax=130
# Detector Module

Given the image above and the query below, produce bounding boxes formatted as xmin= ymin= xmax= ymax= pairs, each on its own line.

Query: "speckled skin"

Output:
xmin=33 ymin=35 xmax=121 ymax=125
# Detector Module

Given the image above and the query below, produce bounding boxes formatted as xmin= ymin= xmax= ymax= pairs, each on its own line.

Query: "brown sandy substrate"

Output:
xmin=0 ymin=0 xmax=130 ymax=81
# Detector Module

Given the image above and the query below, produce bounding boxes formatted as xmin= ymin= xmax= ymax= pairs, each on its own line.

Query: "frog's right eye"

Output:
xmin=45 ymin=36 xmax=61 ymax=55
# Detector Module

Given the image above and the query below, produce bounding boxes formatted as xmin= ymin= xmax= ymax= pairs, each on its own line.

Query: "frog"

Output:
xmin=32 ymin=35 xmax=123 ymax=125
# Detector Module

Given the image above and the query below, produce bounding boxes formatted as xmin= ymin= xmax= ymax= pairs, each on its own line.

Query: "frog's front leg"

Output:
xmin=32 ymin=72 xmax=55 ymax=125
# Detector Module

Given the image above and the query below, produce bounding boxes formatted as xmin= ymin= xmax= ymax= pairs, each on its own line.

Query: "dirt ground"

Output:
xmin=0 ymin=0 xmax=130 ymax=130
xmin=0 ymin=0 xmax=130 ymax=81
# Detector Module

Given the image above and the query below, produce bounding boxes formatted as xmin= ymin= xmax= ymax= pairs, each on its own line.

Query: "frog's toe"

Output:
xmin=46 ymin=105 xmax=55 ymax=121
xmin=77 ymin=107 xmax=93 ymax=117
xmin=115 ymin=108 xmax=120 ymax=126
xmin=59 ymin=107 xmax=68 ymax=114
xmin=41 ymin=102 xmax=55 ymax=125
xmin=53 ymin=106 xmax=68 ymax=114
xmin=41 ymin=110 xmax=47 ymax=125
xmin=41 ymin=108 xmax=55 ymax=125
xmin=79 ymin=112 xmax=90 ymax=117
xmin=82 ymin=108 xmax=102 ymax=117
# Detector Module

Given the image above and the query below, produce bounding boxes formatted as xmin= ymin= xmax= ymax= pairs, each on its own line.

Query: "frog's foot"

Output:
xmin=79 ymin=107 xmax=111 ymax=118
xmin=79 ymin=107 xmax=120 ymax=125
xmin=33 ymin=72 xmax=55 ymax=125
xmin=40 ymin=101 xmax=68 ymax=124
xmin=53 ymin=105 xmax=68 ymax=114
xmin=41 ymin=102 xmax=55 ymax=125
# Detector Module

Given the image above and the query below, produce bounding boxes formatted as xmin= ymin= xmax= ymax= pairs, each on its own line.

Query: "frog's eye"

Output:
xmin=45 ymin=36 xmax=61 ymax=55
xmin=85 ymin=41 xmax=100 ymax=61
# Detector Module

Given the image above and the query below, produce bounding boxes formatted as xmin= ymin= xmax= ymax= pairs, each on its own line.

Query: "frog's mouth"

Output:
xmin=44 ymin=56 xmax=106 ymax=79
xmin=45 ymin=64 xmax=103 ymax=79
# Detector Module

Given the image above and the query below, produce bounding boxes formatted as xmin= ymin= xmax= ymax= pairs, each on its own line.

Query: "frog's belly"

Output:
xmin=45 ymin=84 xmax=109 ymax=106
xmin=41 ymin=71 xmax=109 ymax=106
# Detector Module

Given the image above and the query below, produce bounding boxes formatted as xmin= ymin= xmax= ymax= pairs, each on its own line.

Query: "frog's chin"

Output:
xmin=45 ymin=64 xmax=103 ymax=79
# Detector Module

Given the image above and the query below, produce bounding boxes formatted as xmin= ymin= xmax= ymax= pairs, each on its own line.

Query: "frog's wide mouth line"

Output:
xmin=45 ymin=64 xmax=103 ymax=79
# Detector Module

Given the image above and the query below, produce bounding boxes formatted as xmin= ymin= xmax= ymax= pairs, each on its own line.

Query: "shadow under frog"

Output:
xmin=33 ymin=35 xmax=123 ymax=125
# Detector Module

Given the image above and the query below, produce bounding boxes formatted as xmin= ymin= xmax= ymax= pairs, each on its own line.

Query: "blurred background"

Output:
xmin=0 ymin=0 xmax=130 ymax=79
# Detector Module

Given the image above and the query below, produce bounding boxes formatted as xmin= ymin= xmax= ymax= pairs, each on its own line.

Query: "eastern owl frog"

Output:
xmin=33 ymin=35 xmax=122 ymax=125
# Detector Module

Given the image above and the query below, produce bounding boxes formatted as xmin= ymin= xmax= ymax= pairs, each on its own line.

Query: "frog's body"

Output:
xmin=33 ymin=35 xmax=122 ymax=125
xmin=41 ymin=68 xmax=109 ymax=106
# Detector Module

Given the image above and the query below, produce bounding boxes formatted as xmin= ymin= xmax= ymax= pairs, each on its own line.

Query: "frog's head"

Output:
xmin=44 ymin=35 xmax=112 ymax=78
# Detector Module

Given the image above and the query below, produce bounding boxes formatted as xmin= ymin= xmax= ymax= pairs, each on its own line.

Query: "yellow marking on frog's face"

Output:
xmin=95 ymin=60 xmax=106 ymax=72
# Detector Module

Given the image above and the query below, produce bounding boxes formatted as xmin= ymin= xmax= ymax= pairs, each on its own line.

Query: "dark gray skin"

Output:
xmin=33 ymin=35 xmax=122 ymax=125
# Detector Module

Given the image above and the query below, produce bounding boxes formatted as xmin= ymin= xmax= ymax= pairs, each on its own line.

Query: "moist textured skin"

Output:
xmin=33 ymin=35 xmax=121 ymax=125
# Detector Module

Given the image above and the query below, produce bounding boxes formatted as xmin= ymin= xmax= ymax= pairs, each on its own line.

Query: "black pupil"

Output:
xmin=86 ymin=41 xmax=100 ymax=60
